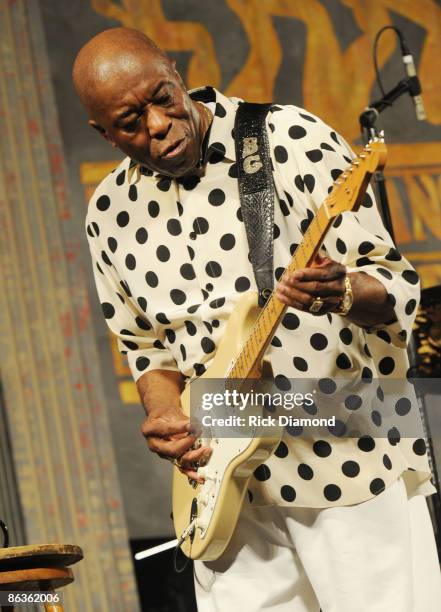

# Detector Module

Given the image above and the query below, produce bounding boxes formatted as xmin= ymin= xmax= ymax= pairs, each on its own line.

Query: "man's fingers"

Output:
xmin=179 ymin=446 xmax=212 ymax=468
xmin=179 ymin=447 xmax=212 ymax=484
xmin=141 ymin=417 xmax=190 ymax=438
xmin=288 ymin=264 xmax=346 ymax=283
xmin=277 ymin=266 xmax=346 ymax=301
xmin=180 ymin=467 xmax=204 ymax=483
xmin=147 ymin=433 xmax=197 ymax=458
xmin=276 ymin=285 xmax=312 ymax=306
xmin=276 ymin=280 xmax=343 ymax=303
xmin=285 ymin=278 xmax=345 ymax=297
xmin=276 ymin=292 xmax=338 ymax=314
xmin=276 ymin=283 xmax=343 ymax=314
xmin=156 ymin=446 xmax=211 ymax=484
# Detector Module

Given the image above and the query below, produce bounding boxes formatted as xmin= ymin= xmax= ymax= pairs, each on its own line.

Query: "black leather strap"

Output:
xmin=234 ymin=102 xmax=274 ymax=307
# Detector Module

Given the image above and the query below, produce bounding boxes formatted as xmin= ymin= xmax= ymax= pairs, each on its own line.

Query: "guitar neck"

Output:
xmin=226 ymin=138 xmax=388 ymax=381
xmin=228 ymin=204 xmax=332 ymax=380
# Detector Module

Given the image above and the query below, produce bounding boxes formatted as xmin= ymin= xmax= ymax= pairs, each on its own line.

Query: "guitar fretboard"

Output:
xmin=228 ymin=204 xmax=332 ymax=380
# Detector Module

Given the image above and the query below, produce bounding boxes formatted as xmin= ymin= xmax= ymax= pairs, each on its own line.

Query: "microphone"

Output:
xmin=400 ymin=38 xmax=426 ymax=121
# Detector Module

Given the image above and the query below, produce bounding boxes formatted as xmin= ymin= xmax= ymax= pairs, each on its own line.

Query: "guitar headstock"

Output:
xmin=324 ymin=134 xmax=387 ymax=218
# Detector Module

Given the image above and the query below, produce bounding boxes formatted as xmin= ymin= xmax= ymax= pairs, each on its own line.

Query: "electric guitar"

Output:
xmin=172 ymin=137 xmax=387 ymax=561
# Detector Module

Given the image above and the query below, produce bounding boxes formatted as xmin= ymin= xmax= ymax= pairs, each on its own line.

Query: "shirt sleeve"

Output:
xmin=85 ymin=220 xmax=180 ymax=382
xmin=268 ymin=105 xmax=420 ymax=348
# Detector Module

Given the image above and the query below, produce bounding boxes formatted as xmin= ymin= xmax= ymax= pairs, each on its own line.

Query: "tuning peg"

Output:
xmin=351 ymin=160 xmax=360 ymax=166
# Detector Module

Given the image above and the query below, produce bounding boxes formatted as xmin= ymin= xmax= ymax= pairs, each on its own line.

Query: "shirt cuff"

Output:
xmin=346 ymin=265 xmax=418 ymax=348
xmin=122 ymin=344 xmax=180 ymax=382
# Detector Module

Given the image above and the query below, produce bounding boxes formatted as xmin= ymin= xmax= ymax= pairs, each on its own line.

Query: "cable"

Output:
xmin=173 ymin=519 xmax=196 ymax=573
xmin=173 ymin=544 xmax=191 ymax=573
xmin=373 ymin=25 xmax=407 ymax=97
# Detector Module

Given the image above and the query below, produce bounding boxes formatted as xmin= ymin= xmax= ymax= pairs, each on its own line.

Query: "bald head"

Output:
xmin=73 ymin=27 xmax=170 ymax=117
xmin=71 ymin=27 xmax=208 ymax=177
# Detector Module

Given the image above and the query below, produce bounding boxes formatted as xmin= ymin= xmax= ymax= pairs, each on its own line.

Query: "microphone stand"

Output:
xmin=359 ymin=80 xmax=441 ymax=556
xmin=359 ymin=75 xmax=422 ymax=241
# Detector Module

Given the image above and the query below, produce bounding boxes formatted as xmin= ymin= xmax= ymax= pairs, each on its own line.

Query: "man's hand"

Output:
xmin=276 ymin=254 xmax=346 ymax=314
xmin=137 ymin=370 xmax=211 ymax=482
xmin=275 ymin=253 xmax=397 ymax=327
xmin=141 ymin=408 xmax=211 ymax=483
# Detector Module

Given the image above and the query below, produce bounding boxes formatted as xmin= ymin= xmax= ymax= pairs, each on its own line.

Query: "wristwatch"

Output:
xmin=337 ymin=275 xmax=353 ymax=316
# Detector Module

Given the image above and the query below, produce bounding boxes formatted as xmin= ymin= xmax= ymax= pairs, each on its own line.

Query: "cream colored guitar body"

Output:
xmin=172 ymin=292 xmax=282 ymax=561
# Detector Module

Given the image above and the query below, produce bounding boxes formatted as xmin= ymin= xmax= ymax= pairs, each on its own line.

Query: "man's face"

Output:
xmin=91 ymin=58 xmax=202 ymax=177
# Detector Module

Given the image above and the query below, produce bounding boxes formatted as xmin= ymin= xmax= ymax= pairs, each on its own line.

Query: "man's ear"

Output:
xmin=88 ymin=119 xmax=117 ymax=147
xmin=171 ymin=60 xmax=185 ymax=87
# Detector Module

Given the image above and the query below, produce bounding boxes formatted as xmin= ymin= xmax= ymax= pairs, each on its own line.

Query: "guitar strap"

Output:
xmin=234 ymin=102 xmax=274 ymax=307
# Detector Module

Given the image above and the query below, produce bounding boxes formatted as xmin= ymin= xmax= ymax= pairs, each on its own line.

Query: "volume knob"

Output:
xmin=196 ymin=517 xmax=210 ymax=531
xmin=197 ymin=467 xmax=211 ymax=479
xmin=198 ymin=493 xmax=209 ymax=506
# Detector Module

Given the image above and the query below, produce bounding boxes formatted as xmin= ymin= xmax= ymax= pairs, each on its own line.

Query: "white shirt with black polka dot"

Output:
xmin=86 ymin=87 xmax=434 ymax=508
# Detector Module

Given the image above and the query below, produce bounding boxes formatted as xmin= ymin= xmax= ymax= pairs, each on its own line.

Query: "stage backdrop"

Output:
xmin=36 ymin=0 xmax=441 ymax=540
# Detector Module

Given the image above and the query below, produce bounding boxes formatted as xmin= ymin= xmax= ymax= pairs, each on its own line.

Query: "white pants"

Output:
xmin=194 ymin=478 xmax=441 ymax=611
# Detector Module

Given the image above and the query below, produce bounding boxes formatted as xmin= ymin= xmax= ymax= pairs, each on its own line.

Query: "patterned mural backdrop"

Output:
xmin=39 ymin=0 xmax=441 ymax=536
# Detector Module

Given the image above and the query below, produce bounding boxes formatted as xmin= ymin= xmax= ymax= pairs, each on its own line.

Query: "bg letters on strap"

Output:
xmin=234 ymin=102 xmax=275 ymax=307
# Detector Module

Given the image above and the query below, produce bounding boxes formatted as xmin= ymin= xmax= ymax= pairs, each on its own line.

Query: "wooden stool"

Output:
xmin=0 ymin=544 xmax=83 ymax=611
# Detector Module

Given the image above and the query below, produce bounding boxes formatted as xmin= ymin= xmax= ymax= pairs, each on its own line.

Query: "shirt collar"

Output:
xmin=189 ymin=86 xmax=237 ymax=163
xmin=127 ymin=86 xmax=237 ymax=184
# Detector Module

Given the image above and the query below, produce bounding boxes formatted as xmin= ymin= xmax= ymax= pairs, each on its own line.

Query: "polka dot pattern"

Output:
xmin=86 ymin=87 xmax=429 ymax=510
xmin=342 ymin=461 xmax=360 ymax=478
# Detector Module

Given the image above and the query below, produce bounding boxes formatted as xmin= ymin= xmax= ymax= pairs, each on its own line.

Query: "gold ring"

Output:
xmin=164 ymin=456 xmax=183 ymax=468
xmin=309 ymin=297 xmax=324 ymax=314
